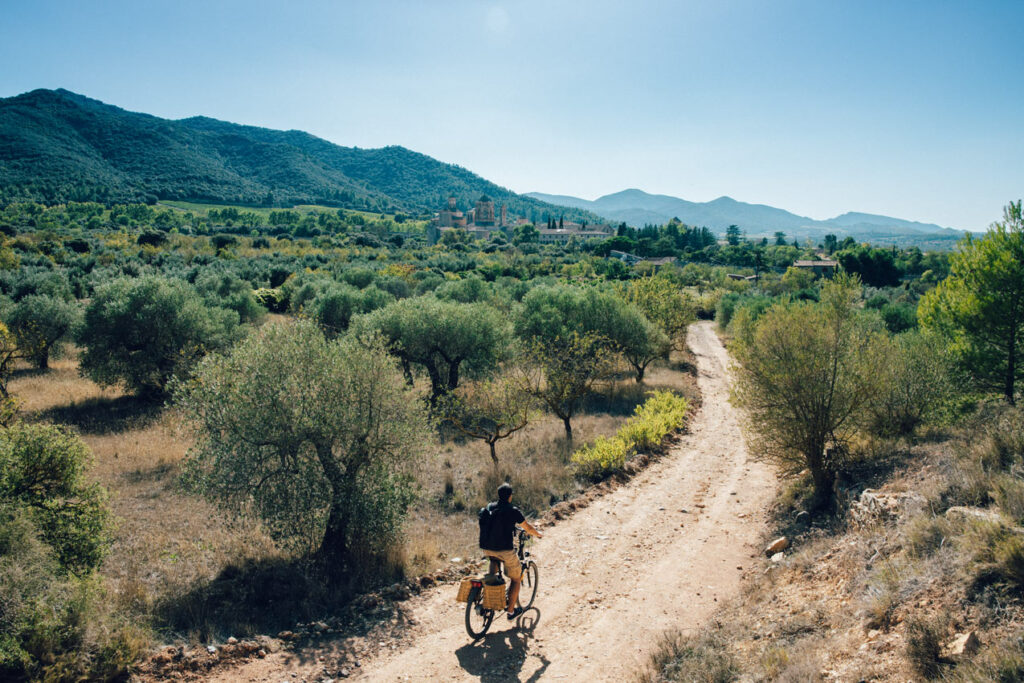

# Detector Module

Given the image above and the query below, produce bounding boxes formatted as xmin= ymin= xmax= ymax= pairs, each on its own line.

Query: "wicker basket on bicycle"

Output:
xmin=456 ymin=576 xmax=507 ymax=611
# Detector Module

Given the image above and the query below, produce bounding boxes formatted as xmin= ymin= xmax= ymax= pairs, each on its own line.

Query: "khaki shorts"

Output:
xmin=482 ymin=549 xmax=522 ymax=581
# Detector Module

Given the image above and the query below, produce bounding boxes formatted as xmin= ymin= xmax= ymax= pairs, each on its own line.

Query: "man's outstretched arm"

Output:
xmin=519 ymin=519 xmax=543 ymax=539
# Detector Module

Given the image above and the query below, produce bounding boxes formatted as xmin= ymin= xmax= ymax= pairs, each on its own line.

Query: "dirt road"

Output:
xmin=212 ymin=321 xmax=776 ymax=682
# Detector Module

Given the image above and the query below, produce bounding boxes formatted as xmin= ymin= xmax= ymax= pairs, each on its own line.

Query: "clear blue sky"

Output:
xmin=2 ymin=0 xmax=1022 ymax=230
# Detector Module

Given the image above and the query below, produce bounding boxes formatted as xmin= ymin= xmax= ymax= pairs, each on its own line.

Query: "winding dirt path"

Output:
xmin=211 ymin=321 xmax=776 ymax=682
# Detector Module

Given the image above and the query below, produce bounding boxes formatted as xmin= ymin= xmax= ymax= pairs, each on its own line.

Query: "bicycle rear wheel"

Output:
xmin=465 ymin=595 xmax=493 ymax=639
xmin=519 ymin=560 xmax=539 ymax=609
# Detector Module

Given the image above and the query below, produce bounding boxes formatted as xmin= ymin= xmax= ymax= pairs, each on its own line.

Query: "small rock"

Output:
xmin=945 ymin=506 xmax=1002 ymax=524
xmin=207 ymin=645 xmax=217 ymax=654
xmin=227 ymin=636 xmax=238 ymax=645
xmin=382 ymin=582 xmax=411 ymax=600
xmin=867 ymin=629 xmax=881 ymax=641
xmin=770 ymin=552 xmax=785 ymax=563
xmin=765 ymin=537 xmax=790 ymax=556
xmin=257 ymin=649 xmax=267 ymax=658
xmin=450 ymin=557 xmax=463 ymax=564
xmin=277 ymin=630 xmax=295 ymax=640
xmin=795 ymin=511 xmax=811 ymax=526
xmin=314 ymin=621 xmax=328 ymax=633
xmin=944 ymin=631 xmax=981 ymax=658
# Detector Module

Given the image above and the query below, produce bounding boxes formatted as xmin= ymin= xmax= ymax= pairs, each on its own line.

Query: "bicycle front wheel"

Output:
xmin=465 ymin=596 xmax=493 ymax=639
xmin=519 ymin=561 xmax=539 ymax=609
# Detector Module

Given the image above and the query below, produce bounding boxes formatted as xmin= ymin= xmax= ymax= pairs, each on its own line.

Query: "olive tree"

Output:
xmin=517 ymin=283 xmax=667 ymax=381
xmin=308 ymin=283 xmax=393 ymax=336
xmin=0 ymin=321 xmax=23 ymax=399
xmin=619 ymin=275 xmax=697 ymax=353
xmin=442 ymin=372 xmax=537 ymax=467
xmin=77 ymin=277 xmax=240 ymax=397
xmin=5 ymin=294 xmax=81 ymax=369
xmin=606 ymin=312 xmax=670 ymax=383
xmin=524 ymin=332 xmax=616 ymax=440
xmin=352 ymin=297 xmax=510 ymax=402
xmin=194 ymin=273 xmax=266 ymax=324
xmin=175 ymin=320 xmax=430 ymax=566
xmin=731 ymin=275 xmax=886 ymax=508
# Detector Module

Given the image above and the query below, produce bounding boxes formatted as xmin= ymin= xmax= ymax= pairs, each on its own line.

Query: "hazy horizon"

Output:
xmin=3 ymin=1 xmax=1023 ymax=231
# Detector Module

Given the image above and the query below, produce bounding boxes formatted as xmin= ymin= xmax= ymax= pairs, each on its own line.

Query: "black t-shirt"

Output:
xmin=481 ymin=501 xmax=525 ymax=551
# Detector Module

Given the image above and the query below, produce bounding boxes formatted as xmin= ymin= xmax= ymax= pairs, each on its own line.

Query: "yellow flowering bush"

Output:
xmin=572 ymin=390 xmax=689 ymax=478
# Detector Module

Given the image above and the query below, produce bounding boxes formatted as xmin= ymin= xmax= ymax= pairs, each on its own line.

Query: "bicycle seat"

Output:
xmin=482 ymin=573 xmax=504 ymax=585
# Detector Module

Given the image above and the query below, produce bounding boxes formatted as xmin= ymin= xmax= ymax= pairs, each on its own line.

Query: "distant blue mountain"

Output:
xmin=526 ymin=189 xmax=967 ymax=249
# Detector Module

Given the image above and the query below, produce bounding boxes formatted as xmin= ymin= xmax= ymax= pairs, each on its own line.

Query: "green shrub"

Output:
xmin=715 ymin=292 xmax=740 ymax=329
xmin=869 ymin=331 xmax=958 ymax=437
xmin=0 ymin=423 xmax=112 ymax=575
xmin=904 ymin=616 xmax=946 ymax=679
xmin=572 ymin=391 xmax=689 ymax=478
xmin=881 ymin=301 xmax=918 ymax=333
xmin=0 ymin=425 xmax=134 ymax=681
xmin=254 ymin=287 xmax=287 ymax=313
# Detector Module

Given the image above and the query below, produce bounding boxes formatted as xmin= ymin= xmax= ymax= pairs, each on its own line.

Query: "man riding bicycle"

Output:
xmin=479 ymin=483 xmax=542 ymax=619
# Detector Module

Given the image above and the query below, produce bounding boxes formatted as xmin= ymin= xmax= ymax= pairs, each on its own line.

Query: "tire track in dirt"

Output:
xmin=210 ymin=321 xmax=776 ymax=682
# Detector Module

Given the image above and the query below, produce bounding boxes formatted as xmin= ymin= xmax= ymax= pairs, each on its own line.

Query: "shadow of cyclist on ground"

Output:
xmin=455 ymin=607 xmax=549 ymax=682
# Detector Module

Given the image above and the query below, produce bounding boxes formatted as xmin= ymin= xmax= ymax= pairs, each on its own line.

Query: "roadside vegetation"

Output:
xmin=0 ymin=195 xmax=1004 ymax=681
xmin=641 ymin=201 xmax=1024 ymax=682
xmin=0 ymin=199 xmax=706 ymax=680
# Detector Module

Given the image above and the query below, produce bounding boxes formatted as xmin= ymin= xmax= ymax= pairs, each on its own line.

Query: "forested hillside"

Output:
xmin=0 ymin=89 xmax=597 ymax=223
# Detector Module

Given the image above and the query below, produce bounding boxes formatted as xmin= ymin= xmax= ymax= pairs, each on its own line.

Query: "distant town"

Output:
xmin=428 ymin=194 xmax=616 ymax=244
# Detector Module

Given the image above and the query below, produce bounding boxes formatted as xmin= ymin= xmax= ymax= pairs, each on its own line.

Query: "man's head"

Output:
xmin=497 ymin=482 xmax=513 ymax=503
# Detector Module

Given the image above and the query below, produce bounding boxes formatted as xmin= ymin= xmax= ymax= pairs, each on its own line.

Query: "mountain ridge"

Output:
xmin=0 ymin=88 xmax=599 ymax=223
xmin=525 ymin=189 xmax=966 ymax=248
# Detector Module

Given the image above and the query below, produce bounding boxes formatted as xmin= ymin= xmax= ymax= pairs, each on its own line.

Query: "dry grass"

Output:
xmin=8 ymin=350 xmax=123 ymax=413
xmin=12 ymin=348 xmax=280 ymax=642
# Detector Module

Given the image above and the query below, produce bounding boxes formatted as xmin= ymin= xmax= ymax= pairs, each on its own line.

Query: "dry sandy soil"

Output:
xmin=207 ymin=321 xmax=777 ymax=682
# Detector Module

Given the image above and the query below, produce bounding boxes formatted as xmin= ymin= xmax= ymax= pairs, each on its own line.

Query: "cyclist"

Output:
xmin=479 ymin=482 xmax=542 ymax=619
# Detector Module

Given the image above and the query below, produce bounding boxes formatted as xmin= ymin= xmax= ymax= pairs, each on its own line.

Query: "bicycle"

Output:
xmin=464 ymin=527 xmax=539 ymax=639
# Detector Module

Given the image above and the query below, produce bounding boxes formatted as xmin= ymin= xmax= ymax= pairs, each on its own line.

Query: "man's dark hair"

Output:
xmin=497 ymin=482 xmax=513 ymax=503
